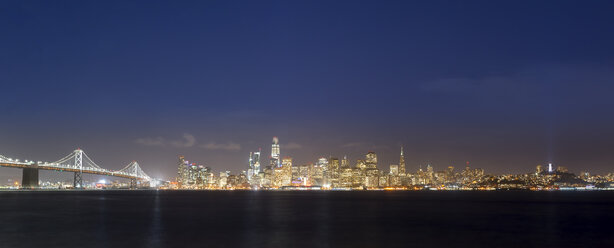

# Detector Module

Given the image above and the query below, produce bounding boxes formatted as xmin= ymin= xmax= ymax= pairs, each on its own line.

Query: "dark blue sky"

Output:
xmin=1 ymin=0 xmax=614 ymax=181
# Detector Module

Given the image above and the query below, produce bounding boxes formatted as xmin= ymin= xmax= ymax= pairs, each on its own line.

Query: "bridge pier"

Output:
xmin=74 ymin=171 xmax=83 ymax=189
xmin=130 ymin=178 xmax=137 ymax=189
xmin=22 ymin=165 xmax=39 ymax=189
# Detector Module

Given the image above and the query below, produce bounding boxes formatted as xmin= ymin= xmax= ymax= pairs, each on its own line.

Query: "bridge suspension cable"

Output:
xmin=82 ymin=151 xmax=104 ymax=170
xmin=52 ymin=151 xmax=76 ymax=165
xmin=118 ymin=161 xmax=151 ymax=180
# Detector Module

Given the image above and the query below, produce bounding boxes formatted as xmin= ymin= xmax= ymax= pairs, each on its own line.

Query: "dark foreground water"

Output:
xmin=1 ymin=191 xmax=613 ymax=248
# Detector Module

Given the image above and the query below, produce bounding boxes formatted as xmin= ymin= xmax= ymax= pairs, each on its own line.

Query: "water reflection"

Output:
xmin=148 ymin=190 xmax=162 ymax=248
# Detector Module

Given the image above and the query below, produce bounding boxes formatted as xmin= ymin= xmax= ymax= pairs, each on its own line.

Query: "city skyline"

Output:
xmin=165 ymin=135 xmax=614 ymax=190
xmin=1 ymin=134 xmax=609 ymax=186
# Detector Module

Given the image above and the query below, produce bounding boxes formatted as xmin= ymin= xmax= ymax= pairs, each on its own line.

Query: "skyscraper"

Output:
xmin=399 ymin=146 xmax=406 ymax=174
xmin=365 ymin=152 xmax=377 ymax=169
xmin=177 ymin=155 xmax=187 ymax=187
xmin=390 ymin=164 xmax=399 ymax=176
xmin=329 ymin=158 xmax=339 ymax=171
xmin=341 ymin=155 xmax=350 ymax=169
xmin=281 ymin=157 xmax=293 ymax=186
xmin=248 ymin=149 xmax=261 ymax=180
xmin=364 ymin=152 xmax=379 ymax=188
xmin=270 ymin=137 xmax=281 ymax=168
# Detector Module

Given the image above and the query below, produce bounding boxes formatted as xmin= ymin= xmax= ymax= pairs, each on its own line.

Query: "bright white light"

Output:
xmin=98 ymin=179 xmax=106 ymax=184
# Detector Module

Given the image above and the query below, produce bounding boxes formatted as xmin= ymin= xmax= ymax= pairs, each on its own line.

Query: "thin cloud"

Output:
xmin=341 ymin=142 xmax=365 ymax=148
xmin=201 ymin=142 xmax=241 ymax=151
xmin=284 ymin=142 xmax=303 ymax=150
xmin=171 ymin=133 xmax=196 ymax=148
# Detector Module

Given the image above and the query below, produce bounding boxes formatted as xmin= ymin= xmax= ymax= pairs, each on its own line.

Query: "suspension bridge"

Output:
xmin=0 ymin=149 xmax=151 ymax=189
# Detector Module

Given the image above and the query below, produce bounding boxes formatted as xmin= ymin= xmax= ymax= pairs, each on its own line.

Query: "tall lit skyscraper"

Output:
xmin=399 ymin=146 xmax=406 ymax=174
xmin=177 ymin=155 xmax=186 ymax=186
xmin=248 ymin=149 xmax=261 ymax=180
xmin=328 ymin=157 xmax=340 ymax=187
xmin=281 ymin=157 xmax=293 ymax=186
xmin=270 ymin=137 xmax=281 ymax=168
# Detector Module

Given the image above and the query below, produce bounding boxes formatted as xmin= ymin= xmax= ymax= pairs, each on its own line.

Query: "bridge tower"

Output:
xmin=73 ymin=149 xmax=83 ymax=189
xmin=130 ymin=178 xmax=137 ymax=189
xmin=22 ymin=164 xmax=39 ymax=189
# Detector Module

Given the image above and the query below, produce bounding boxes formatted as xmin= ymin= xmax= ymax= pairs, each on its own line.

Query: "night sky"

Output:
xmin=2 ymin=1 xmax=614 ymax=182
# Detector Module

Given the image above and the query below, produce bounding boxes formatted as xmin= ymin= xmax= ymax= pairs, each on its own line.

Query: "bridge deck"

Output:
xmin=0 ymin=162 xmax=142 ymax=180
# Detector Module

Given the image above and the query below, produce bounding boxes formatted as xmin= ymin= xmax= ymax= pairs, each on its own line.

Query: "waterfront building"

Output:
xmin=206 ymin=172 xmax=216 ymax=188
xmin=299 ymin=164 xmax=311 ymax=185
xmin=291 ymin=165 xmax=300 ymax=183
xmin=272 ymin=167 xmax=285 ymax=187
xmin=379 ymin=173 xmax=389 ymax=187
xmin=219 ymin=171 xmax=229 ymax=188
xmin=365 ymin=168 xmax=380 ymax=188
xmin=329 ymin=157 xmax=340 ymax=187
xmin=312 ymin=158 xmax=327 ymax=186
xmin=237 ymin=172 xmax=248 ymax=186
xmin=442 ymin=166 xmax=455 ymax=184
xmin=257 ymin=171 xmax=267 ymax=187
xmin=389 ymin=174 xmax=401 ymax=186
xmin=263 ymin=167 xmax=273 ymax=187
xmin=340 ymin=167 xmax=353 ymax=187
xmin=434 ymin=171 xmax=446 ymax=185
xmin=281 ymin=157 xmax=293 ymax=186
xmin=227 ymin=175 xmax=238 ymax=188
xmin=351 ymin=168 xmax=365 ymax=188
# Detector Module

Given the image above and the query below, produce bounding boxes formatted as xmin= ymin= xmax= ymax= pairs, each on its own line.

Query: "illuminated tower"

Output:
xmin=399 ymin=146 xmax=406 ymax=174
xmin=281 ymin=157 xmax=293 ymax=186
xmin=177 ymin=155 xmax=187 ymax=187
xmin=248 ymin=149 xmax=261 ymax=180
xmin=270 ymin=137 xmax=281 ymax=168
xmin=328 ymin=157 xmax=340 ymax=187
xmin=548 ymin=163 xmax=553 ymax=173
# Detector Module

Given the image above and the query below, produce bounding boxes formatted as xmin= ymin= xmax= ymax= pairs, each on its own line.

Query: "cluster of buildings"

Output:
xmin=172 ymin=137 xmax=614 ymax=190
